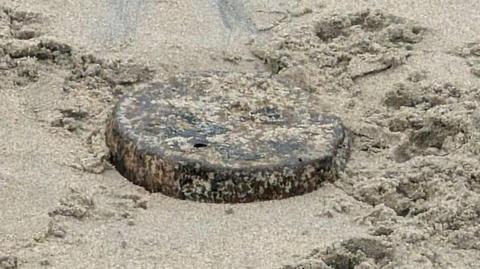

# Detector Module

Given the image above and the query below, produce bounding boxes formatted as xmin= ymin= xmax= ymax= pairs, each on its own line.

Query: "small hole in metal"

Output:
xmin=194 ymin=143 xmax=208 ymax=148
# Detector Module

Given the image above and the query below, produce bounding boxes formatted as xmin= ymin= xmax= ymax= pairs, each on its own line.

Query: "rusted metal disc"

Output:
xmin=106 ymin=72 xmax=350 ymax=203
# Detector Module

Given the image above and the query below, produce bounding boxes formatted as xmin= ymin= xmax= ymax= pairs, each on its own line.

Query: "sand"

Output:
xmin=0 ymin=0 xmax=479 ymax=268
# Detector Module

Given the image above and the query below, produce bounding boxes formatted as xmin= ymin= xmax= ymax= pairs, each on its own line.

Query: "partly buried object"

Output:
xmin=106 ymin=72 xmax=350 ymax=203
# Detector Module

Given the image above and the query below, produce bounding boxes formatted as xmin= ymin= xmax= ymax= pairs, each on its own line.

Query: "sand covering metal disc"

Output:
xmin=106 ymin=72 xmax=350 ymax=203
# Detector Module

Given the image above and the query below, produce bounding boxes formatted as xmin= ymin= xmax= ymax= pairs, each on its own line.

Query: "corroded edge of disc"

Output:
xmin=105 ymin=75 xmax=352 ymax=203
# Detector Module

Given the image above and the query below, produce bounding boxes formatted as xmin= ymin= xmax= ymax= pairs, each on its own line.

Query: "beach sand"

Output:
xmin=0 ymin=0 xmax=480 ymax=268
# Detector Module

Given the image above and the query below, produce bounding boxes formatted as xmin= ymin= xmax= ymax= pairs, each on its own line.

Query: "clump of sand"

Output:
xmin=251 ymin=9 xmax=480 ymax=269
xmin=250 ymin=9 xmax=425 ymax=93
xmin=452 ymin=41 xmax=480 ymax=77
xmin=0 ymin=6 xmax=155 ymax=175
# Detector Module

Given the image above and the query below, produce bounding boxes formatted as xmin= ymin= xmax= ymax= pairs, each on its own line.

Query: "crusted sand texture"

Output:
xmin=251 ymin=9 xmax=480 ymax=269
xmin=0 ymin=6 xmax=155 ymax=174
xmin=251 ymin=9 xmax=425 ymax=92
xmin=452 ymin=41 xmax=480 ymax=77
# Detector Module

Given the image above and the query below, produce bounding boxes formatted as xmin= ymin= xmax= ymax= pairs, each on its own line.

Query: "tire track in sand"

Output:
xmin=217 ymin=0 xmax=256 ymax=33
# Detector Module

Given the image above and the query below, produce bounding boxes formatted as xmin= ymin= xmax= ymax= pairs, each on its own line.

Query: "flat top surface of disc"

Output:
xmin=114 ymin=72 xmax=345 ymax=169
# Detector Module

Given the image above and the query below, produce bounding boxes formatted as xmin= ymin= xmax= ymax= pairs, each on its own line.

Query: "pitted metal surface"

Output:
xmin=106 ymin=72 xmax=350 ymax=203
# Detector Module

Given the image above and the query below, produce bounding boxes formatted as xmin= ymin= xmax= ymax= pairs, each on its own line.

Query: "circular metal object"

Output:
xmin=106 ymin=72 xmax=350 ymax=203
